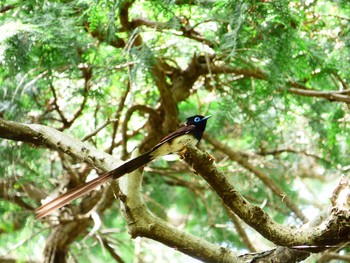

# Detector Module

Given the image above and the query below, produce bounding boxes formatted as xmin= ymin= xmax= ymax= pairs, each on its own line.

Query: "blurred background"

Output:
xmin=0 ymin=0 xmax=349 ymax=262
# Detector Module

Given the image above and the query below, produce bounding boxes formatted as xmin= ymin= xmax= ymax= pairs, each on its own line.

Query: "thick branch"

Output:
xmin=0 ymin=4 xmax=15 ymax=13
xmin=118 ymin=152 xmax=241 ymax=263
xmin=150 ymin=62 xmax=179 ymax=133
xmin=182 ymin=145 xmax=350 ymax=247
xmin=0 ymin=118 xmax=44 ymax=145
xmin=82 ymin=20 xmax=125 ymax=48
xmin=204 ymin=134 xmax=308 ymax=223
xmin=240 ymin=247 xmax=310 ymax=262
xmin=0 ymin=118 xmax=121 ymax=170
xmin=0 ymin=118 xmax=125 ymax=262
xmin=119 ymin=0 xmax=142 ymax=46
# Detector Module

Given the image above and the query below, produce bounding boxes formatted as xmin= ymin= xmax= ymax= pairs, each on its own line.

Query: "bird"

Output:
xmin=35 ymin=115 xmax=211 ymax=219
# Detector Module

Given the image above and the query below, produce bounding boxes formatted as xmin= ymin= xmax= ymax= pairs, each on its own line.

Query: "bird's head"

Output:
xmin=186 ymin=115 xmax=211 ymax=130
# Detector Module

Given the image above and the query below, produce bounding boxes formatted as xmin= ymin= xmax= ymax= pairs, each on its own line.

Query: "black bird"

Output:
xmin=35 ymin=115 xmax=211 ymax=219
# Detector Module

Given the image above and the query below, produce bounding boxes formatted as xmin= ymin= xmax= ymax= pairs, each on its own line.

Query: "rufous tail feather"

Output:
xmin=35 ymin=152 xmax=153 ymax=219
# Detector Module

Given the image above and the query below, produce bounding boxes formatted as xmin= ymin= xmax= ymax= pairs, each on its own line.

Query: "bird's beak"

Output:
xmin=202 ymin=115 xmax=212 ymax=121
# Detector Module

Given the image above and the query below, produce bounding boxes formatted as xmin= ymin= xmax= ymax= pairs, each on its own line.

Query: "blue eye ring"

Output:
xmin=194 ymin=117 xmax=201 ymax=122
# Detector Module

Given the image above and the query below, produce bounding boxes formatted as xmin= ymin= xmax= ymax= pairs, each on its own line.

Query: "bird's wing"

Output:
xmin=155 ymin=124 xmax=195 ymax=146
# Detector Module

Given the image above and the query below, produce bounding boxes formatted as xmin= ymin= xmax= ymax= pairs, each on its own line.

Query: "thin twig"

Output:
xmin=82 ymin=119 xmax=118 ymax=142
xmin=108 ymin=82 xmax=131 ymax=154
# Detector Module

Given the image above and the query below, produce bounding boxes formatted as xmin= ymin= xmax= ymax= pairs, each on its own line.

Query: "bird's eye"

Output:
xmin=194 ymin=117 xmax=201 ymax=122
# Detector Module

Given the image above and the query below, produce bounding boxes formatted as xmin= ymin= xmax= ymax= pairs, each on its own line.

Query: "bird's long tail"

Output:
xmin=35 ymin=151 xmax=153 ymax=219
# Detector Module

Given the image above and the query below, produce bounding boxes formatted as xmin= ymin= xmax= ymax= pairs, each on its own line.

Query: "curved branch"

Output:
xmin=121 ymin=105 xmax=159 ymax=157
xmin=65 ymin=65 xmax=92 ymax=128
xmin=48 ymin=65 xmax=91 ymax=131
xmin=83 ymin=21 xmax=125 ymax=48
xmin=0 ymin=118 xmax=124 ymax=262
xmin=171 ymin=58 xmax=350 ymax=105
xmin=118 ymin=152 xmax=241 ymax=263
xmin=0 ymin=179 xmax=35 ymax=210
xmin=181 ymin=145 xmax=350 ymax=247
xmin=287 ymin=86 xmax=350 ymax=103
xmin=204 ymin=134 xmax=308 ymax=223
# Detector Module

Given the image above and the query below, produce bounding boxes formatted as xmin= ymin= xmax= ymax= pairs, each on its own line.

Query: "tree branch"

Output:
xmin=224 ymin=206 xmax=257 ymax=252
xmin=0 ymin=179 xmax=35 ymax=210
xmin=121 ymin=105 xmax=159 ymax=157
xmin=287 ymin=86 xmax=350 ymax=103
xmin=0 ymin=118 xmax=121 ymax=172
xmin=0 ymin=118 xmax=125 ymax=261
xmin=118 ymin=152 xmax=241 ymax=263
xmin=0 ymin=4 xmax=16 ymax=13
xmin=101 ymin=237 xmax=126 ymax=263
xmin=83 ymin=21 xmax=125 ymax=48
xmin=108 ymin=83 xmax=131 ymax=154
xmin=131 ymin=17 xmax=217 ymax=48
xmin=49 ymin=84 xmax=69 ymax=127
xmin=204 ymin=134 xmax=308 ymax=223
xmin=181 ymin=145 xmax=350 ymax=248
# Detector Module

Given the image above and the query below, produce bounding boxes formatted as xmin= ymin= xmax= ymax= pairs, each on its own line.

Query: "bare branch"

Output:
xmin=204 ymin=134 xmax=308 ymax=223
xmin=118 ymin=152 xmax=241 ymax=263
xmin=65 ymin=64 xmax=92 ymax=128
xmin=224 ymin=206 xmax=257 ymax=252
xmin=101 ymin=237 xmax=125 ymax=263
xmin=49 ymin=84 xmax=69 ymax=127
xmin=0 ymin=179 xmax=35 ymax=210
xmin=0 ymin=4 xmax=16 ymax=13
xmin=181 ymin=145 xmax=350 ymax=247
xmin=131 ymin=17 xmax=217 ymax=48
xmin=119 ymin=0 xmax=142 ymax=46
xmin=108 ymin=83 xmax=131 ymax=153
xmin=121 ymin=105 xmax=159 ymax=158
xmin=287 ymin=86 xmax=350 ymax=103
xmin=82 ymin=118 xmax=118 ymax=142
xmin=255 ymin=147 xmax=331 ymax=165
xmin=0 ymin=118 xmax=121 ymax=171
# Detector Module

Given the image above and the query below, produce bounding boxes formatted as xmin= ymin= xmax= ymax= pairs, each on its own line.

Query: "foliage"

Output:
xmin=0 ymin=0 xmax=350 ymax=262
